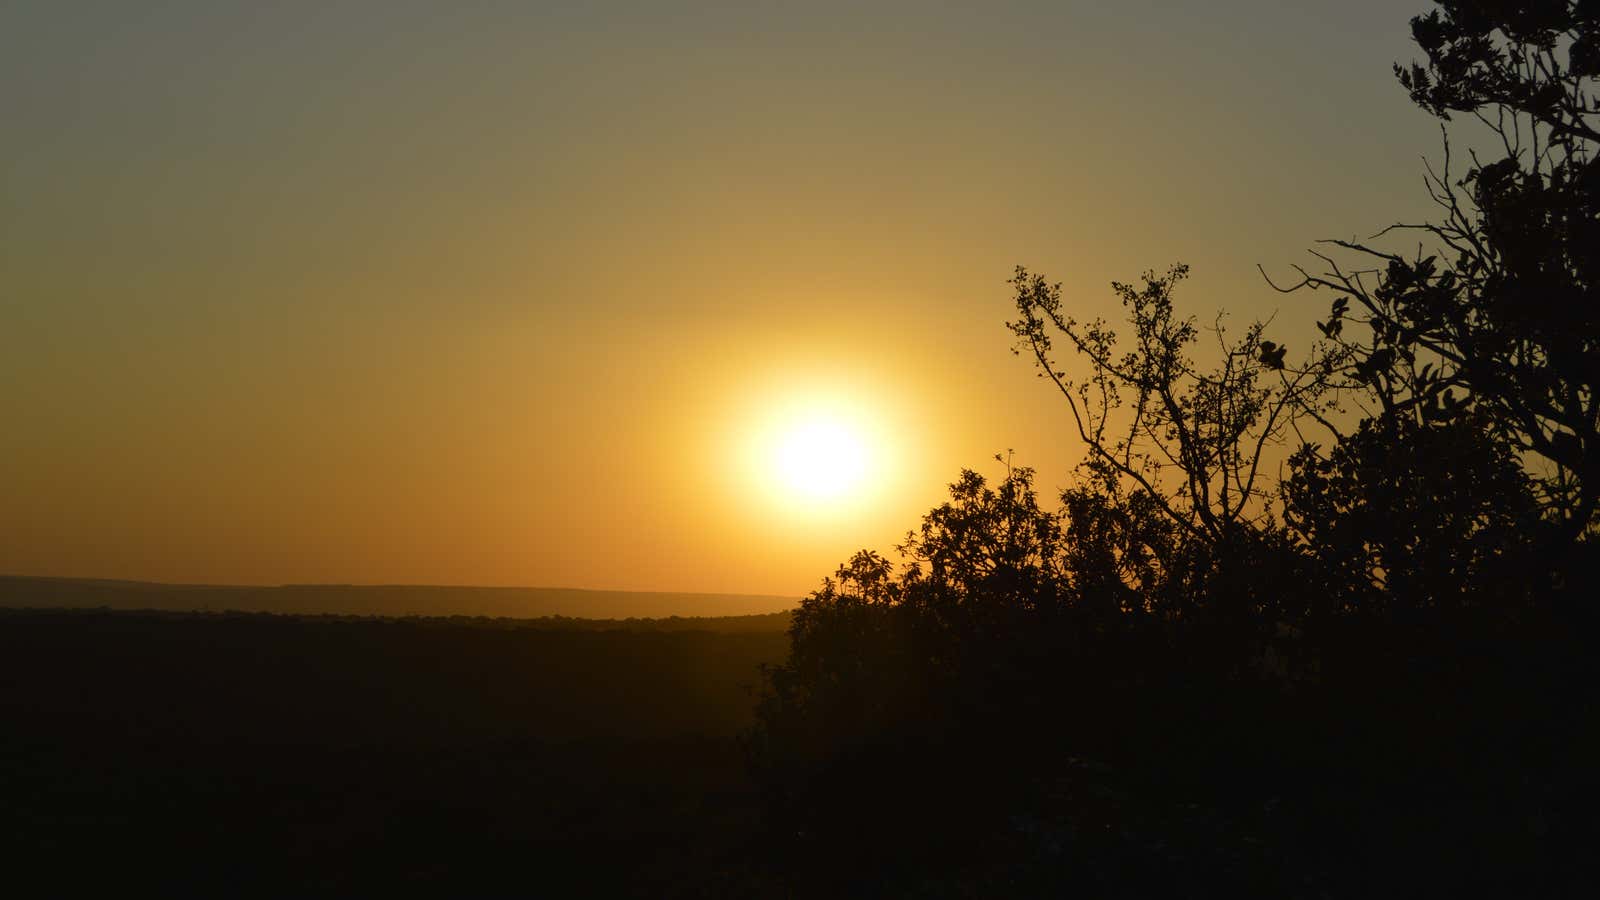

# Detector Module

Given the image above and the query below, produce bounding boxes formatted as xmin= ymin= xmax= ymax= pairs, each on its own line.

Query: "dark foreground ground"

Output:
xmin=3 ymin=607 xmax=1595 ymax=897
xmin=0 ymin=608 xmax=789 ymax=895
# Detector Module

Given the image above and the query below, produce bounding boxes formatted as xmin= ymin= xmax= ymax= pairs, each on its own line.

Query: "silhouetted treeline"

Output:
xmin=750 ymin=3 xmax=1600 ymax=894
xmin=1 ymin=608 xmax=785 ymax=747
xmin=0 ymin=604 xmax=791 ymax=634
xmin=0 ymin=574 xmax=796 ymax=619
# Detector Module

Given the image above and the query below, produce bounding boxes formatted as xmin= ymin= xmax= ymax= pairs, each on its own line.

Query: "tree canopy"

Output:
xmin=1272 ymin=0 xmax=1600 ymax=539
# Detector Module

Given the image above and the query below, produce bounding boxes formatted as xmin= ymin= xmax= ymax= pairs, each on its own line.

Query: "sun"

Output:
xmin=772 ymin=418 xmax=869 ymax=501
xmin=725 ymin=378 xmax=901 ymax=518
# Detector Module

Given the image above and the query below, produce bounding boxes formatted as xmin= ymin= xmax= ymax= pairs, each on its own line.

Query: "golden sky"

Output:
xmin=1 ymin=1 xmax=1445 ymax=596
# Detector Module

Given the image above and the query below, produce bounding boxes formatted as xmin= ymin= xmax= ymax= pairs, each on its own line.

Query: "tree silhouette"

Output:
xmin=751 ymin=3 xmax=1597 ymax=891
xmin=1007 ymin=265 xmax=1340 ymax=634
xmin=1284 ymin=410 xmax=1546 ymax=616
xmin=1269 ymin=0 xmax=1600 ymax=540
xmin=752 ymin=462 xmax=1072 ymax=775
xmin=748 ymin=462 xmax=1094 ymax=866
xmin=1008 ymin=265 xmax=1344 ymax=552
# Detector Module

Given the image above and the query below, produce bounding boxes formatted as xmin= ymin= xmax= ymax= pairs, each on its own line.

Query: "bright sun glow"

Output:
xmin=773 ymin=419 xmax=869 ymax=501
xmin=727 ymin=376 xmax=905 ymax=519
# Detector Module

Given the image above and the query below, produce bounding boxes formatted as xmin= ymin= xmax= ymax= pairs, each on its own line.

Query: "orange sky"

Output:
xmin=1 ymin=1 xmax=1447 ymax=596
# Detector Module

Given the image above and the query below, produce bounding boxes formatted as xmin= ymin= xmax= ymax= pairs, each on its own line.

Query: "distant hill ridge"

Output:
xmin=0 ymin=575 xmax=798 ymax=620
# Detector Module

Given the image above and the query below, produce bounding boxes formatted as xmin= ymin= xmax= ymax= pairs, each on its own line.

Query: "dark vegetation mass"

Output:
xmin=0 ymin=608 xmax=790 ymax=894
xmin=749 ymin=3 xmax=1599 ymax=894
xmin=5 ymin=3 xmax=1597 ymax=895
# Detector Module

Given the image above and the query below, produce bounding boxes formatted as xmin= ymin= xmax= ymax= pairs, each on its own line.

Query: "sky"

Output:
xmin=1 ymin=1 xmax=1449 ymax=596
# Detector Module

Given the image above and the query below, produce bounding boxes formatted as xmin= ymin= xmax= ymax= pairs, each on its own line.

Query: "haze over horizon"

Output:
xmin=0 ymin=573 xmax=798 ymax=618
xmin=4 ymin=1 xmax=1441 ymax=598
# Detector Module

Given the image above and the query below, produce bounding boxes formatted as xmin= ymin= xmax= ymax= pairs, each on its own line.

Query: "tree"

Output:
xmin=1269 ymin=0 xmax=1600 ymax=540
xmin=752 ymin=461 xmax=1075 ymax=776
xmin=1008 ymin=265 xmax=1343 ymax=547
xmin=1283 ymin=411 xmax=1546 ymax=616
xmin=746 ymin=462 xmax=1091 ymax=858
xmin=1007 ymin=264 xmax=1340 ymax=625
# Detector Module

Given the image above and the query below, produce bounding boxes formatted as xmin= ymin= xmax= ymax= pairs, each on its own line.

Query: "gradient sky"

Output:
xmin=2 ymin=1 xmax=1447 ymax=596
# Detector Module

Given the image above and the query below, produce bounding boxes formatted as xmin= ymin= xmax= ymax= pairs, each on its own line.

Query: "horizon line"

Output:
xmin=0 ymin=572 xmax=804 ymax=600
